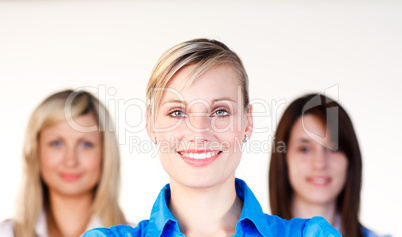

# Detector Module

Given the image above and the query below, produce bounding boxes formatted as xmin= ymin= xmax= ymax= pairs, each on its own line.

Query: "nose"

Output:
xmin=188 ymin=112 xmax=210 ymax=132
xmin=186 ymin=113 xmax=212 ymax=144
xmin=311 ymin=148 xmax=328 ymax=170
xmin=63 ymin=146 xmax=79 ymax=167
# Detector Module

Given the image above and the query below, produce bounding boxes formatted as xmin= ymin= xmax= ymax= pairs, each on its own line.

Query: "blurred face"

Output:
xmin=39 ymin=112 xmax=102 ymax=197
xmin=148 ymin=64 xmax=252 ymax=189
xmin=286 ymin=115 xmax=348 ymax=206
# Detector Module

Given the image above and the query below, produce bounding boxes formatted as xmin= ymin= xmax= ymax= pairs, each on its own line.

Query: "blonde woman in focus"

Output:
xmin=0 ymin=90 xmax=127 ymax=237
xmin=85 ymin=39 xmax=340 ymax=236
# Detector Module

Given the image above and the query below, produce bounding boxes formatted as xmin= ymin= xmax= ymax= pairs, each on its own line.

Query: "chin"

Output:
xmin=306 ymin=195 xmax=337 ymax=206
xmin=172 ymin=175 xmax=225 ymax=189
xmin=53 ymin=186 xmax=93 ymax=197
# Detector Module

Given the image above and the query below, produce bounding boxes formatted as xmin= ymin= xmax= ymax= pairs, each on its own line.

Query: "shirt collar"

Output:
xmin=235 ymin=178 xmax=272 ymax=236
xmin=35 ymin=210 xmax=102 ymax=237
xmin=84 ymin=216 xmax=103 ymax=234
xmin=35 ymin=210 xmax=48 ymax=237
xmin=146 ymin=184 xmax=181 ymax=237
xmin=146 ymin=178 xmax=270 ymax=237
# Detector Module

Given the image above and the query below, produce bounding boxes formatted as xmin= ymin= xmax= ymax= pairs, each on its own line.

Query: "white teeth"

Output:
xmin=312 ymin=178 xmax=327 ymax=184
xmin=180 ymin=151 xmax=219 ymax=159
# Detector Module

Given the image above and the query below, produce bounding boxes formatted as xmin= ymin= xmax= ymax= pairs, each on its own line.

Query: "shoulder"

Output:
xmin=301 ymin=216 xmax=341 ymax=237
xmin=362 ymin=226 xmax=391 ymax=237
xmin=84 ymin=220 xmax=150 ymax=237
xmin=262 ymin=215 xmax=341 ymax=237
xmin=0 ymin=219 xmax=15 ymax=237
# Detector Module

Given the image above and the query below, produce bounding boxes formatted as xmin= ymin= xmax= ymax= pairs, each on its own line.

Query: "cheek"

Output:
xmin=210 ymin=117 xmax=232 ymax=131
xmin=156 ymin=120 xmax=186 ymax=142
xmin=226 ymin=132 xmax=243 ymax=151
xmin=216 ymin=117 xmax=246 ymax=147
xmin=162 ymin=120 xmax=179 ymax=131
xmin=83 ymin=150 xmax=102 ymax=176
xmin=332 ymin=155 xmax=348 ymax=184
xmin=286 ymin=153 xmax=308 ymax=183
xmin=39 ymin=148 xmax=61 ymax=174
xmin=155 ymin=117 xmax=185 ymax=131
xmin=39 ymin=152 xmax=60 ymax=187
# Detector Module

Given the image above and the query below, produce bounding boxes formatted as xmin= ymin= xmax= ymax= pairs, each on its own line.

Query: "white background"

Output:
xmin=0 ymin=1 xmax=401 ymax=236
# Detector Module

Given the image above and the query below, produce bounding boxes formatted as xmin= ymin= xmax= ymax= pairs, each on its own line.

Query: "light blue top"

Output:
xmin=363 ymin=226 xmax=391 ymax=237
xmin=84 ymin=178 xmax=341 ymax=237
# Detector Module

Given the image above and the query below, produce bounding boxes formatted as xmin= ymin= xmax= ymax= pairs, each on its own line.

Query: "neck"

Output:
xmin=46 ymin=190 xmax=93 ymax=237
xmin=291 ymin=195 xmax=337 ymax=225
xmin=168 ymin=177 xmax=243 ymax=237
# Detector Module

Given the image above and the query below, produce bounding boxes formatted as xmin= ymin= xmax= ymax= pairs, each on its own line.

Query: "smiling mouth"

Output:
xmin=60 ymin=173 xmax=81 ymax=182
xmin=307 ymin=176 xmax=331 ymax=186
xmin=177 ymin=150 xmax=222 ymax=166
xmin=178 ymin=150 xmax=222 ymax=159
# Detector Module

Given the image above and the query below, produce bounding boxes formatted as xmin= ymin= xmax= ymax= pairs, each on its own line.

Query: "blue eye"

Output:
xmin=170 ymin=110 xmax=186 ymax=118
xmin=81 ymin=141 xmax=93 ymax=148
xmin=50 ymin=140 xmax=62 ymax=147
xmin=213 ymin=110 xmax=229 ymax=117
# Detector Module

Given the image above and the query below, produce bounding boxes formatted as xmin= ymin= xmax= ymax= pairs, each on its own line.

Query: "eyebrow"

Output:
xmin=212 ymin=97 xmax=237 ymax=104
xmin=162 ymin=99 xmax=187 ymax=106
xmin=294 ymin=138 xmax=311 ymax=143
xmin=161 ymin=97 xmax=237 ymax=106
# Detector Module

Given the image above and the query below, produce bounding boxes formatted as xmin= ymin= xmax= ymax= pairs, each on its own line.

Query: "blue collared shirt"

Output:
xmin=362 ymin=226 xmax=391 ymax=237
xmin=85 ymin=179 xmax=341 ymax=236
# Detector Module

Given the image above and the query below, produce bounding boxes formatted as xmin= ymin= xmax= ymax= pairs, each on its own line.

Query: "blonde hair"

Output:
xmin=14 ymin=90 xmax=126 ymax=237
xmin=146 ymin=38 xmax=249 ymax=118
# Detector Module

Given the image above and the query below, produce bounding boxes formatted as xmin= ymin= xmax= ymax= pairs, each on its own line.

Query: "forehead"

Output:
xmin=41 ymin=113 xmax=100 ymax=137
xmin=161 ymin=64 xmax=242 ymax=105
xmin=290 ymin=114 xmax=329 ymax=144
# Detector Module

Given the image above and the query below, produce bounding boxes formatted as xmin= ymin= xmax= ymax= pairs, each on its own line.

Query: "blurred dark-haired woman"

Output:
xmin=269 ymin=93 xmax=383 ymax=237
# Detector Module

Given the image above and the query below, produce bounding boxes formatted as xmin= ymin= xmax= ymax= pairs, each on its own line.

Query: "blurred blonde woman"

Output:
xmin=0 ymin=90 xmax=127 ymax=237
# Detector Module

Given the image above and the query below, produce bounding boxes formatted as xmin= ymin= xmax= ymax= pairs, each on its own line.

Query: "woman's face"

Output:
xmin=39 ymin=112 xmax=102 ymax=197
xmin=286 ymin=114 xmax=348 ymax=206
xmin=149 ymin=64 xmax=252 ymax=188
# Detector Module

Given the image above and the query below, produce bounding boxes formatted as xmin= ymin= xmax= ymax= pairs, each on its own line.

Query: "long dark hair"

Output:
xmin=269 ymin=93 xmax=363 ymax=237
